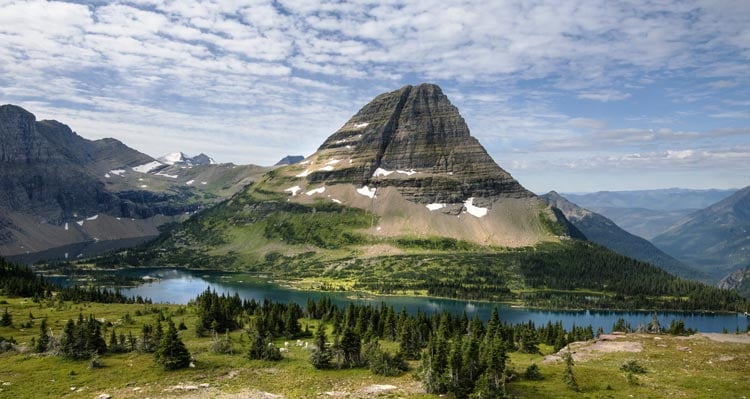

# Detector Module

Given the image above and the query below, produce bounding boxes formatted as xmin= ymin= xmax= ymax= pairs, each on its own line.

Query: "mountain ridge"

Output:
xmin=542 ymin=191 xmax=707 ymax=281
xmin=653 ymin=186 xmax=750 ymax=278
xmin=0 ymin=104 xmax=269 ymax=260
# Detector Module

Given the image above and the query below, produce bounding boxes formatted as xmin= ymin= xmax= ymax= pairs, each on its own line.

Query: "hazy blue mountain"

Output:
xmin=563 ymin=188 xmax=736 ymax=212
xmin=653 ymin=186 xmax=750 ymax=278
xmin=542 ymin=191 xmax=706 ymax=281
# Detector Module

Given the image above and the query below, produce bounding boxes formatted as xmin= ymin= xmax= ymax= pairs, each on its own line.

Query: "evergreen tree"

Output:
xmin=561 ymin=350 xmax=579 ymax=391
xmin=36 ymin=318 xmax=49 ymax=353
xmin=155 ymin=319 xmax=191 ymax=370
xmin=399 ymin=318 xmax=421 ymax=360
xmin=420 ymin=332 xmax=449 ymax=395
xmin=0 ymin=307 xmax=12 ymax=327
xmin=524 ymin=363 xmax=543 ymax=380
xmin=485 ymin=336 xmax=507 ymax=394
xmin=339 ymin=327 xmax=362 ymax=368
xmin=139 ymin=323 xmax=157 ymax=352
xmin=310 ymin=326 xmax=332 ymax=369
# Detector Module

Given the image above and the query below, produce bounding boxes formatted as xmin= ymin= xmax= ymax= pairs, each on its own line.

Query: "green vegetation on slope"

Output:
xmin=85 ymin=187 xmax=749 ymax=312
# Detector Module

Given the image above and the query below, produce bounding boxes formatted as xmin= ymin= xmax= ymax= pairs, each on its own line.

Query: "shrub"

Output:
xmin=524 ymin=363 xmax=543 ymax=380
xmin=620 ymin=360 xmax=647 ymax=374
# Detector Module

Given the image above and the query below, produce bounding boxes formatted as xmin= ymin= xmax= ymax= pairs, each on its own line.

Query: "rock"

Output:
xmin=199 ymin=383 xmax=209 ymax=388
xmin=310 ymin=84 xmax=534 ymax=204
xmin=95 ymin=394 xmax=111 ymax=399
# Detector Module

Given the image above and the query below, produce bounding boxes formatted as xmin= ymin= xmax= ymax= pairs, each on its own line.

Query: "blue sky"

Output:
xmin=0 ymin=0 xmax=748 ymax=193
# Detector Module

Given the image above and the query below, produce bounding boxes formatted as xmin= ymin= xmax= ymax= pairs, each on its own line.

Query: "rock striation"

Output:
xmin=305 ymin=84 xmax=532 ymax=205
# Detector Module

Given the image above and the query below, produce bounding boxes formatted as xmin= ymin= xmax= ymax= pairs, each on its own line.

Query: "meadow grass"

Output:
xmin=1 ymin=296 xmax=748 ymax=398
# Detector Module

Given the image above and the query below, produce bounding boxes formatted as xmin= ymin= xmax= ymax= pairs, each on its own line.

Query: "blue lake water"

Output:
xmin=74 ymin=268 xmax=749 ymax=334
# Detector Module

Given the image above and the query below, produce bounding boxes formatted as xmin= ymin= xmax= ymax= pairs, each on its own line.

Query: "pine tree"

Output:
xmin=339 ymin=327 xmax=362 ymax=368
xmin=155 ymin=319 xmax=191 ymax=370
xmin=36 ymin=318 xmax=49 ymax=353
xmin=0 ymin=307 xmax=12 ymax=327
xmin=310 ymin=326 xmax=332 ymax=369
xmin=561 ymin=350 xmax=579 ymax=391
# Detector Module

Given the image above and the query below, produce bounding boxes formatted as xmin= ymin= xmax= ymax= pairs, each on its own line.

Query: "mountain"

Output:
xmin=652 ymin=186 xmax=750 ymax=278
xmin=563 ymin=188 xmax=736 ymax=211
xmin=136 ymin=84 xmax=575 ymax=266
xmin=275 ymin=155 xmax=305 ymax=166
xmin=97 ymin=84 xmax=748 ymax=312
xmin=0 ymin=104 xmax=268 ymax=261
xmin=158 ymin=152 xmax=216 ymax=166
xmin=719 ymin=266 xmax=750 ymax=298
xmin=562 ymin=189 xmax=737 ymax=239
xmin=541 ymin=191 xmax=706 ymax=280
xmin=583 ymin=207 xmax=691 ymax=240
xmin=251 ymin=83 xmax=569 ymax=247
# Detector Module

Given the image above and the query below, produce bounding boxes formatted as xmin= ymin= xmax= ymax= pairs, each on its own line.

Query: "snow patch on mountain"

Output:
xmin=132 ymin=161 xmax=163 ymax=173
xmin=464 ymin=198 xmax=488 ymax=218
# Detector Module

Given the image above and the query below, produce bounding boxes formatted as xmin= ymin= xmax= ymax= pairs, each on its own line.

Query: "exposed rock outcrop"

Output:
xmin=305 ymin=84 xmax=532 ymax=205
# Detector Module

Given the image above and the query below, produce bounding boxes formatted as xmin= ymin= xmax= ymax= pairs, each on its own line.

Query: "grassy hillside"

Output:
xmin=86 ymin=187 xmax=749 ymax=313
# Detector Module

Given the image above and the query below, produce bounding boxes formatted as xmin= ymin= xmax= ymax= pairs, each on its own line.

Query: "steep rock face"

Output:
xmin=719 ymin=266 xmax=750 ymax=298
xmin=0 ymin=105 xmax=122 ymax=219
xmin=0 ymin=104 xmax=267 ymax=259
xmin=308 ymin=84 xmax=532 ymax=205
xmin=542 ymin=191 xmax=706 ymax=281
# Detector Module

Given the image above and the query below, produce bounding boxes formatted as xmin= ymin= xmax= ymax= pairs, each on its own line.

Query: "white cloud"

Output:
xmin=0 ymin=0 xmax=747 ymax=189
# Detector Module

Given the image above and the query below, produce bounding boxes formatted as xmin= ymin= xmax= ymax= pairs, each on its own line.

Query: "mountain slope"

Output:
xmin=584 ymin=206 xmax=692 ymax=240
xmin=129 ymin=84 xmax=574 ymax=268
xmin=541 ymin=191 xmax=706 ymax=281
xmin=0 ymin=104 xmax=268 ymax=260
xmin=652 ymin=186 xmax=750 ymax=278
xmin=99 ymin=84 xmax=747 ymax=312
xmin=719 ymin=266 xmax=750 ymax=298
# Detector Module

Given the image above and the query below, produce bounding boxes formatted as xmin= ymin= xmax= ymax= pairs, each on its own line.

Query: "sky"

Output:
xmin=0 ymin=0 xmax=748 ymax=193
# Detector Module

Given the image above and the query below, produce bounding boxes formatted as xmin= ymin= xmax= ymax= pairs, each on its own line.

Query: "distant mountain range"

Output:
xmin=563 ymin=189 xmax=737 ymax=239
xmin=652 ymin=186 xmax=750 ymax=279
xmin=0 ymin=104 xmax=268 ymax=261
xmin=541 ymin=191 xmax=705 ymax=281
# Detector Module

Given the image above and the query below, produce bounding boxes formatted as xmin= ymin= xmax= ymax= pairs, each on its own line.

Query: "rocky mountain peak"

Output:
xmin=303 ymin=83 xmax=532 ymax=205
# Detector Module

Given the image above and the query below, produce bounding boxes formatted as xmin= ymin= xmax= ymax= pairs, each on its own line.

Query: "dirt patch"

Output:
xmin=544 ymin=337 xmax=643 ymax=363
xmin=359 ymin=384 xmax=398 ymax=394
xmin=162 ymin=388 xmax=284 ymax=399
xmin=691 ymin=333 xmax=750 ymax=344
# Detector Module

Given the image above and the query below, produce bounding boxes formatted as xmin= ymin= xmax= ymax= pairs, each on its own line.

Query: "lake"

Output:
xmin=73 ymin=268 xmax=749 ymax=334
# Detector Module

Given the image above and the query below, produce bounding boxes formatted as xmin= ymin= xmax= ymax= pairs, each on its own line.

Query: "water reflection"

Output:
xmin=81 ymin=268 xmax=747 ymax=334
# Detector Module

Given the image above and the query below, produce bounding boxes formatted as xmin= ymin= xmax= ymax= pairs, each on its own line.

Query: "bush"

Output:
xmin=524 ymin=363 xmax=543 ymax=380
xmin=620 ymin=360 xmax=647 ymax=374
xmin=365 ymin=341 xmax=408 ymax=376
